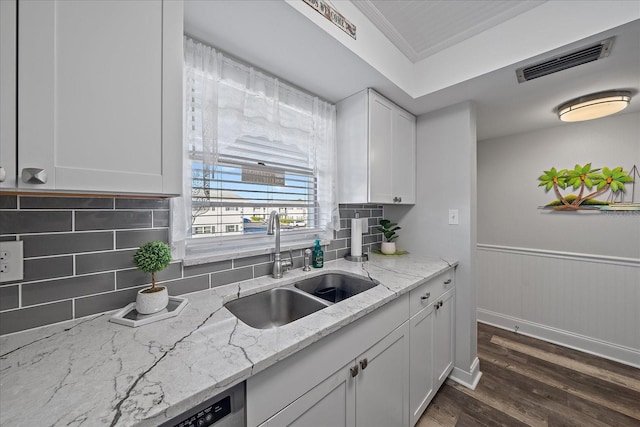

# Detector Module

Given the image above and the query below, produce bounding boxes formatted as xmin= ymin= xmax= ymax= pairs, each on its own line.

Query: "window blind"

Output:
xmin=175 ymin=37 xmax=339 ymax=258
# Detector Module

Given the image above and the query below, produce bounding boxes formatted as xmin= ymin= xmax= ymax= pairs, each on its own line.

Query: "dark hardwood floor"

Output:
xmin=418 ymin=323 xmax=640 ymax=427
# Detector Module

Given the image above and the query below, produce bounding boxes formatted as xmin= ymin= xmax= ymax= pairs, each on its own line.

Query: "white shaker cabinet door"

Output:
xmin=393 ymin=109 xmax=416 ymax=204
xmin=368 ymin=91 xmax=395 ymax=204
xmin=0 ymin=0 xmax=17 ymax=189
xmin=409 ymin=303 xmax=435 ymax=426
xmin=355 ymin=321 xmax=410 ymax=427
xmin=433 ymin=289 xmax=455 ymax=388
xmin=18 ymin=0 xmax=181 ymax=194
xmin=259 ymin=363 xmax=356 ymax=427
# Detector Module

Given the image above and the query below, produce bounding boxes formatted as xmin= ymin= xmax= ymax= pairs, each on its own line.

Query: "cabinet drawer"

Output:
xmin=409 ymin=269 xmax=453 ymax=317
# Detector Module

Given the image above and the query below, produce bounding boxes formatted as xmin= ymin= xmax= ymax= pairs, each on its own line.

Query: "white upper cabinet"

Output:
xmin=15 ymin=0 xmax=182 ymax=195
xmin=337 ymin=89 xmax=416 ymax=204
xmin=0 ymin=0 xmax=17 ymax=189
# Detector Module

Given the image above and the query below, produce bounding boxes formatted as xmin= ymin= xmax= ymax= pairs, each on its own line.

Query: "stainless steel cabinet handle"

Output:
xmin=359 ymin=358 xmax=369 ymax=370
xmin=0 ymin=166 xmax=5 ymax=182
xmin=21 ymin=168 xmax=47 ymax=184
xmin=444 ymin=279 xmax=452 ymax=285
xmin=420 ymin=292 xmax=431 ymax=300
xmin=350 ymin=365 xmax=359 ymax=377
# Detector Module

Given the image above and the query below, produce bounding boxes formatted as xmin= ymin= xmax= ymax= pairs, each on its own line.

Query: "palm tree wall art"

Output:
xmin=538 ymin=163 xmax=638 ymax=211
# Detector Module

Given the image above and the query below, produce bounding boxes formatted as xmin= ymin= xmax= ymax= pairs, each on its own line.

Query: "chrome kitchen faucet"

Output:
xmin=267 ymin=210 xmax=293 ymax=278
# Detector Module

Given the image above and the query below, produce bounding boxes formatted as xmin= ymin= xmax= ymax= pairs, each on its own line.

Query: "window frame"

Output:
xmin=177 ymin=39 xmax=337 ymax=264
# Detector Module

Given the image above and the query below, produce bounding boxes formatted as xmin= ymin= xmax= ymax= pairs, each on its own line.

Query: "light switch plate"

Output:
xmin=0 ymin=241 xmax=24 ymax=282
xmin=448 ymin=209 xmax=459 ymax=225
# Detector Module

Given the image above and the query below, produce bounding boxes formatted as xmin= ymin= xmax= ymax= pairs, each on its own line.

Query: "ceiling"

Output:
xmin=184 ymin=1 xmax=640 ymax=141
xmin=351 ymin=0 xmax=546 ymax=62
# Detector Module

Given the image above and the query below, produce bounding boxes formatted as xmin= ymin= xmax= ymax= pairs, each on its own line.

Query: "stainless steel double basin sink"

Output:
xmin=224 ymin=272 xmax=379 ymax=329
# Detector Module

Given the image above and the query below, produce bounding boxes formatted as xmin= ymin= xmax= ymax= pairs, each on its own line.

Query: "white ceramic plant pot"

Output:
xmin=381 ymin=242 xmax=396 ymax=255
xmin=136 ymin=286 xmax=169 ymax=314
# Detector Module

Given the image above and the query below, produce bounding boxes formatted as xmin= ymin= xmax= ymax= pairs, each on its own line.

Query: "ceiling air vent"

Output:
xmin=516 ymin=37 xmax=614 ymax=83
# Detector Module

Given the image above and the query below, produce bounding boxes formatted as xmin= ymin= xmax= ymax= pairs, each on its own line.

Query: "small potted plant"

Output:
xmin=133 ymin=241 xmax=172 ymax=314
xmin=377 ymin=219 xmax=401 ymax=255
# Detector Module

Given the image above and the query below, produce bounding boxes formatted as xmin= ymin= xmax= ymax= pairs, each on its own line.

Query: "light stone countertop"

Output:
xmin=0 ymin=254 xmax=456 ymax=427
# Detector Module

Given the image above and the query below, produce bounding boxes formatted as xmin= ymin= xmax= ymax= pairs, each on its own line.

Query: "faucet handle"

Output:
xmin=281 ymin=250 xmax=293 ymax=271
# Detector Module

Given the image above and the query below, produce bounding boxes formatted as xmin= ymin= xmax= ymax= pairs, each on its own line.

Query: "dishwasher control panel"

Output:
xmin=176 ymin=396 xmax=230 ymax=427
xmin=161 ymin=382 xmax=244 ymax=427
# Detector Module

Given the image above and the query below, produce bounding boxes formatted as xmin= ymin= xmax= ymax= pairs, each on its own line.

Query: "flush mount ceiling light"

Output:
xmin=557 ymin=90 xmax=631 ymax=122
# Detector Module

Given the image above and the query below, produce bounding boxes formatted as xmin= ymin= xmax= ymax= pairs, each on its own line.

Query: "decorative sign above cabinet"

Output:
xmin=303 ymin=0 xmax=356 ymax=39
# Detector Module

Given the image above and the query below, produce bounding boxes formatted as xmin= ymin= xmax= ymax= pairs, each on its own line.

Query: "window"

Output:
xmin=173 ymin=38 xmax=339 ymax=261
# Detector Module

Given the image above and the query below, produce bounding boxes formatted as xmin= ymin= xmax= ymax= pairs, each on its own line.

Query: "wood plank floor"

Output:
xmin=417 ymin=323 xmax=640 ymax=427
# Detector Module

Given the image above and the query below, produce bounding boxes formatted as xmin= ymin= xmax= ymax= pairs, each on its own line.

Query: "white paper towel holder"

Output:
xmin=345 ymin=213 xmax=369 ymax=262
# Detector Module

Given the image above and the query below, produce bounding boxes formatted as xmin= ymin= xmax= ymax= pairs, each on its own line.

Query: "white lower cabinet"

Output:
xmin=258 ymin=361 xmax=355 ymax=427
xmin=247 ymin=268 xmax=455 ymax=427
xmin=259 ymin=323 xmax=409 ymax=427
xmin=408 ymin=273 xmax=455 ymax=426
xmin=409 ymin=302 xmax=435 ymax=426
xmin=433 ymin=289 xmax=455 ymax=388
xmin=354 ymin=322 xmax=410 ymax=427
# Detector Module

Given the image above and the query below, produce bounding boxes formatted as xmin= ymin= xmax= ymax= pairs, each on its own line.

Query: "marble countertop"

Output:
xmin=0 ymin=254 xmax=455 ymax=426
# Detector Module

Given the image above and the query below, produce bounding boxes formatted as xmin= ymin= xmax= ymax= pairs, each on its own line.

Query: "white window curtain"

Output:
xmin=171 ymin=37 xmax=339 ymax=261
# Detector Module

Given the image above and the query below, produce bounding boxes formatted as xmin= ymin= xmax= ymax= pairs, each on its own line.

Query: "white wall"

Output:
xmin=478 ymin=112 xmax=640 ymax=258
xmin=387 ymin=101 xmax=480 ymax=388
xmin=477 ymin=111 xmax=640 ymax=367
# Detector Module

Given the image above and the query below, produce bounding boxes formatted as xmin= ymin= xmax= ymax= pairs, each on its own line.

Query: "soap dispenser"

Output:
xmin=312 ymin=239 xmax=324 ymax=268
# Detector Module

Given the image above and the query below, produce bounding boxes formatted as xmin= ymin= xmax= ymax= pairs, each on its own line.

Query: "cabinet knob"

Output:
xmin=444 ymin=279 xmax=452 ymax=285
xmin=0 ymin=167 xmax=5 ymax=182
xmin=420 ymin=292 xmax=431 ymax=300
xmin=350 ymin=365 xmax=359 ymax=377
xmin=393 ymin=196 xmax=402 ymax=203
xmin=359 ymin=358 xmax=369 ymax=370
xmin=398 ymin=196 xmax=402 ymax=203
xmin=21 ymin=168 xmax=47 ymax=184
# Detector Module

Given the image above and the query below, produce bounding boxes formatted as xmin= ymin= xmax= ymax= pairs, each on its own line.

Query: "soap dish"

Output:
xmin=109 ymin=296 xmax=188 ymax=328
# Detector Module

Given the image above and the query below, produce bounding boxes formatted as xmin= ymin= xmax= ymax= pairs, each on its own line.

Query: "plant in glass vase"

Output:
xmin=377 ymin=219 xmax=401 ymax=255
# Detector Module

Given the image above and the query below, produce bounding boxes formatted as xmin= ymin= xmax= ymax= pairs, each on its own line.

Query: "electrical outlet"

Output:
xmin=448 ymin=209 xmax=459 ymax=225
xmin=0 ymin=241 xmax=23 ymax=283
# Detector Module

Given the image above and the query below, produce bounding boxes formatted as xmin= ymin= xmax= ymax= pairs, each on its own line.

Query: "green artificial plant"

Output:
xmin=377 ymin=219 xmax=401 ymax=242
xmin=133 ymin=241 xmax=172 ymax=292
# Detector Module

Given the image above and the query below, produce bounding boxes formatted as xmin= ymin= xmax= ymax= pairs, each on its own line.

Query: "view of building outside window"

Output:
xmin=191 ymin=162 xmax=312 ymax=238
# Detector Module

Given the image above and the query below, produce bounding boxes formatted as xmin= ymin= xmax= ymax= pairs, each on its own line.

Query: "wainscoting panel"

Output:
xmin=477 ymin=245 xmax=640 ymax=368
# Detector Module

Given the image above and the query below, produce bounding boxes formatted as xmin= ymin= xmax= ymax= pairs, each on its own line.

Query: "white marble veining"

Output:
xmin=0 ymin=254 xmax=455 ymax=426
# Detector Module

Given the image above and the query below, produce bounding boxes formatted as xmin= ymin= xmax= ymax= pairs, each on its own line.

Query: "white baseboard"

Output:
xmin=477 ymin=309 xmax=640 ymax=369
xmin=448 ymin=357 xmax=482 ymax=390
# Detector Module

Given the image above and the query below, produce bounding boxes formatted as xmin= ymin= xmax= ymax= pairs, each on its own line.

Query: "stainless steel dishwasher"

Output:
xmin=159 ymin=382 xmax=245 ymax=427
